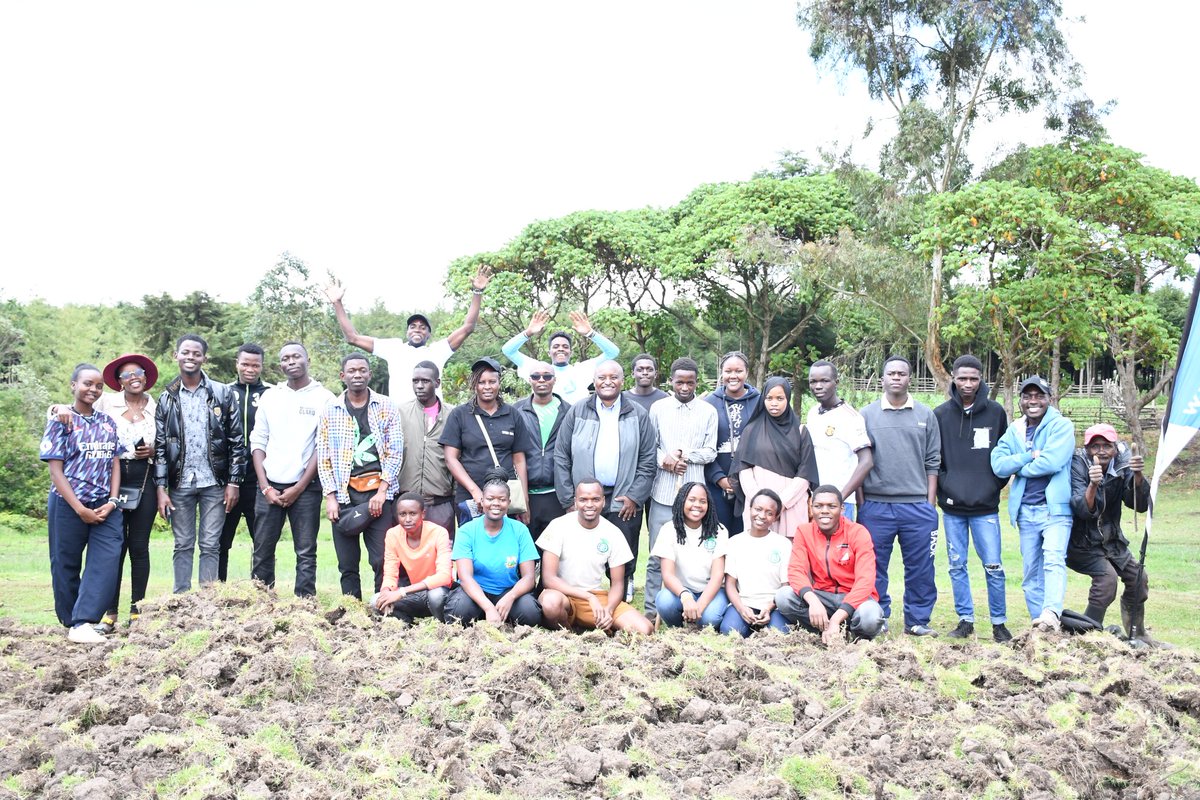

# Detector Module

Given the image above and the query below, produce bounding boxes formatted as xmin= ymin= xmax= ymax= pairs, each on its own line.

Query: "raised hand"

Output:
xmin=526 ymin=309 xmax=550 ymax=337
xmin=569 ymin=310 xmax=594 ymax=337
xmin=323 ymin=280 xmax=346 ymax=304
xmin=472 ymin=264 xmax=493 ymax=291
xmin=1088 ymin=455 xmax=1104 ymax=486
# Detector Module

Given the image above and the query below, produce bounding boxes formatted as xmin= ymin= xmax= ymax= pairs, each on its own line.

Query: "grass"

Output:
xmin=1 ymin=470 xmax=1197 ymax=650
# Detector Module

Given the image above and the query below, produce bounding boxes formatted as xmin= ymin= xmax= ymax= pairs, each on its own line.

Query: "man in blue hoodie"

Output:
xmin=991 ymin=375 xmax=1076 ymax=632
xmin=934 ymin=355 xmax=1011 ymax=643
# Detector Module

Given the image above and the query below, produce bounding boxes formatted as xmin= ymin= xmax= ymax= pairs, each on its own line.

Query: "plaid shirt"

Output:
xmin=317 ymin=390 xmax=404 ymax=504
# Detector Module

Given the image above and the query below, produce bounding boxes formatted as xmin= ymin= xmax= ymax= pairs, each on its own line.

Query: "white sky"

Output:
xmin=1 ymin=1 xmax=1195 ymax=314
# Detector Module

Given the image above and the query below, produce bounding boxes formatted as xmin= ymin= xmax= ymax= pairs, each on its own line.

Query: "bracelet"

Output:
xmin=261 ymin=487 xmax=272 ymax=496
xmin=107 ymin=497 xmax=120 ymax=506
xmin=471 ymin=288 xmax=484 ymax=295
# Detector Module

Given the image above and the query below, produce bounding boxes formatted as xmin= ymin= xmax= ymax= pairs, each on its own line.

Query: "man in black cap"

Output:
xmin=325 ymin=265 xmax=491 ymax=403
xmin=316 ymin=352 xmax=404 ymax=600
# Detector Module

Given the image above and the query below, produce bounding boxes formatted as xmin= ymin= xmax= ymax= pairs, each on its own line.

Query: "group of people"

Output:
xmin=41 ymin=273 xmax=1154 ymax=647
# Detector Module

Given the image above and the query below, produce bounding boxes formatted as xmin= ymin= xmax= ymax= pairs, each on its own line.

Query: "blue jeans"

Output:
xmin=643 ymin=500 xmax=673 ymax=618
xmin=719 ymin=604 xmax=789 ymax=637
xmin=842 ymin=501 xmax=857 ymax=523
xmin=170 ymin=483 xmax=227 ymax=592
xmin=1016 ymin=504 xmax=1071 ymax=619
xmin=858 ymin=500 xmax=939 ymax=629
xmin=47 ymin=493 xmax=123 ymax=628
xmin=654 ymin=587 xmax=728 ymax=629
xmin=252 ymin=481 xmax=322 ymax=597
xmin=943 ymin=513 xmax=1007 ymax=624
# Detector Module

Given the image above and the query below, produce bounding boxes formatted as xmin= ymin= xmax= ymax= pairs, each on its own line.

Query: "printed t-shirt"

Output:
xmin=536 ymin=514 xmax=634 ymax=591
xmin=40 ymin=412 xmax=124 ymax=503
xmin=451 ymin=516 xmax=539 ymax=595
xmin=724 ymin=531 xmax=791 ymax=609
xmin=650 ymin=522 xmax=730 ymax=594
xmin=806 ymin=401 xmax=871 ymax=492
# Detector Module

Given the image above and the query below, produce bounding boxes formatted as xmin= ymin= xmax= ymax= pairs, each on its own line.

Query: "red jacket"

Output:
xmin=788 ymin=517 xmax=878 ymax=615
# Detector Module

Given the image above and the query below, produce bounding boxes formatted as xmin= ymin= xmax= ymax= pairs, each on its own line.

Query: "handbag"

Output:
xmin=473 ymin=415 xmax=527 ymax=515
xmin=115 ymin=462 xmax=149 ymax=511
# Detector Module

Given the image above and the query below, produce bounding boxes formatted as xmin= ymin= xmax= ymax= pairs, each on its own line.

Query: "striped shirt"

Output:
xmin=649 ymin=396 xmax=718 ymax=505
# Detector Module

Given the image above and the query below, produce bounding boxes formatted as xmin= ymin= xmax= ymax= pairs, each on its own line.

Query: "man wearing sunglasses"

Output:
xmin=513 ymin=362 xmax=569 ymax=538
xmin=502 ymin=310 xmax=620 ymax=404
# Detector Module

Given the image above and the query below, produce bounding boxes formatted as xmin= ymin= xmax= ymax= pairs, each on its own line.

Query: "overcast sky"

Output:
xmin=1 ymin=1 xmax=1194 ymax=314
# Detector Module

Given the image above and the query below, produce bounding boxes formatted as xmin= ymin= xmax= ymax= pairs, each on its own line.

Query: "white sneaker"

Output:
xmin=68 ymin=624 xmax=107 ymax=644
xmin=1032 ymin=609 xmax=1061 ymax=632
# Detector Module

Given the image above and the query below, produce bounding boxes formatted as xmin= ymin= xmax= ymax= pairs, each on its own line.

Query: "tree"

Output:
xmin=132 ymin=291 xmax=247 ymax=379
xmin=667 ymin=175 xmax=860 ymax=387
xmin=247 ymin=253 xmax=343 ymax=386
xmin=798 ymin=0 xmax=1090 ymax=388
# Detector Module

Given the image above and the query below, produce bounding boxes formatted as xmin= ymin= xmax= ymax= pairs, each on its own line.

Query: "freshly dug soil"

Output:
xmin=1 ymin=583 xmax=1198 ymax=799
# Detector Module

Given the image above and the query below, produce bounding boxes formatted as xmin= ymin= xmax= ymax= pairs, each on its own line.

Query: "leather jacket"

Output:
xmin=154 ymin=372 xmax=246 ymax=488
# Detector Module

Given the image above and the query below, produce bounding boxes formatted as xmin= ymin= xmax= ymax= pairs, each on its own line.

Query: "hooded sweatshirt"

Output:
xmin=933 ymin=381 xmax=1009 ymax=516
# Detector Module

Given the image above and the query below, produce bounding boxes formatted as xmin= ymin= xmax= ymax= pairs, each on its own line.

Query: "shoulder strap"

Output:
xmin=474 ymin=413 xmax=502 ymax=469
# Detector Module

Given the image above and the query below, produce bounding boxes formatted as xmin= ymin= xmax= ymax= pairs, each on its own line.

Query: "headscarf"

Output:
xmin=734 ymin=377 xmax=819 ymax=481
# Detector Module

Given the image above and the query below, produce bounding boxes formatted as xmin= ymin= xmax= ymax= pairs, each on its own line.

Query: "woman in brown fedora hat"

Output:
xmin=52 ymin=353 xmax=159 ymax=632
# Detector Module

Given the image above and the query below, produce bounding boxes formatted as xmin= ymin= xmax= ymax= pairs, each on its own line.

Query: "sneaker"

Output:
xmin=624 ymin=582 xmax=635 ymax=604
xmin=68 ymin=624 xmax=107 ymax=644
xmin=1032 ymin=609 xmax=1061 ymax=632
xmin=992 ymin=624 xmax=1013 ymax=643
xmin=906 ymin=624 xmax=938 ymax=637
xmin=947 ymin=620 xmax=974 ymax=639
xmin=880 ymin=620 xmax=890 ymax=636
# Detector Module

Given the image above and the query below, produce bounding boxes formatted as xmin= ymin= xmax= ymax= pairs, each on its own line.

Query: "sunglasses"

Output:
xmin=529 ymin=373 xmax=554 ymax=381
xmin=119 ymin=368 xmax=146 ymax=380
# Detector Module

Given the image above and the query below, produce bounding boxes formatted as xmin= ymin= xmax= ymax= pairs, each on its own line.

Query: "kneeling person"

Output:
xmin=720 ymin=489 xmax=791 ymax=637
xmin=776 ymin=485 xmax=884 ymax=644
xmin=372 ymin=494 xmax=452 ymax=623
xmin=443 ymin=471 xmax=543 ymax=627
xmin=538 ymin=480 xmax=653 ymax=635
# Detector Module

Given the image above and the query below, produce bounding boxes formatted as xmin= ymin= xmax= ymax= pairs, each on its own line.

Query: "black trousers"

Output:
xmin=331 ymin=487 xmax=392 ymax=600
xmin=219 ymin=475 xmax=257 ymax=582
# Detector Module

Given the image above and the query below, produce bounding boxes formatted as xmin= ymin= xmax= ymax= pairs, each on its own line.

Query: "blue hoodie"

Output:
xmin=990 ymin=405 xmax=1076 ymax=525
xmin=703 ymin=383 xmax=761 ymax=486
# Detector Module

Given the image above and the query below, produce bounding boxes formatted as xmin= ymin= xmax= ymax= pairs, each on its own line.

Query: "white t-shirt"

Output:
xmin=249 ymin=380 xmax=336 ymax=484
xmin=650 ymin=522 xmax=729 ymax=594
xmin=806 ymin=402 xmax=872 ymax=495
xmin=374 ymin=337 xmax=454 ymax=403
xmin=536 ymin=514 xmax=634 ymax=591
xmin=724 ymin=531 xmax=791 ymax=610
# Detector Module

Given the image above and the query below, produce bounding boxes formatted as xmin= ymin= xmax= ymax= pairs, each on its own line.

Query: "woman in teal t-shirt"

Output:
xmin=444 ymin=470 xmax=543 ymax=626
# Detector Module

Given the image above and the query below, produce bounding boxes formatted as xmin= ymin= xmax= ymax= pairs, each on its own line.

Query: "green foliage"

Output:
xmin=0 ymin=387 xmax=49 ymax=517
xmin=247 ymin=252 xmax=343 ymax=387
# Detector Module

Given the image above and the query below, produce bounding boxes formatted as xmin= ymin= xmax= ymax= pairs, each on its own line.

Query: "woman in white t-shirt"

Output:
xmin=650 ymin=482 xmax=729 ymax=629
xmin=720 ymin=489 xmax=792 ymax=637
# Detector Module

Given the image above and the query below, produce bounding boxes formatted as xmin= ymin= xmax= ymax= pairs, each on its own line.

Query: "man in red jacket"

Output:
xmin=775 ymin=485 xmax=885 ymax=644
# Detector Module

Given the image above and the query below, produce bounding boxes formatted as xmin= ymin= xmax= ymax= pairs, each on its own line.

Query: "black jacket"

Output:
xmin=230 ymin=380 xmax=269 ymax=485
xmin=1068 ymin=445 xmax=1149 ymax=564
xmin=514 ymin=394 xmax=569 ymax=490
xmin=154 ymin=372 xmax=246 ymax=489
xmin=933 ymin=381 xmax=1009 ymax=516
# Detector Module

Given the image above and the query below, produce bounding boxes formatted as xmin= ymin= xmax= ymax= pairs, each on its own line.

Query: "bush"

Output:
xmin=0 ymin=388 xmax=49 ymax=518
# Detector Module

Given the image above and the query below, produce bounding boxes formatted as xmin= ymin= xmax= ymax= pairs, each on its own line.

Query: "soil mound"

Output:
xmin=2 ymin=583 xmax=1198 ymax=799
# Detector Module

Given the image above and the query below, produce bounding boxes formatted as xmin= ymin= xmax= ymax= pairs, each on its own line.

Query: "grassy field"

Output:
xmin=2 ymin=480 xmax=1196 ymax=650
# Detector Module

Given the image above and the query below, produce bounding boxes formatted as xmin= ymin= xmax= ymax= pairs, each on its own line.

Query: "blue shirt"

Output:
xmin=40 ymin=411 xmax=125 ymax=503
xmin=593 ymin=396 xmax=622 ymax=487
xmin=451 ymin=516 xmax=539 ymax=595
xmin=1022 ymin=421 xmax=1049 ymax=505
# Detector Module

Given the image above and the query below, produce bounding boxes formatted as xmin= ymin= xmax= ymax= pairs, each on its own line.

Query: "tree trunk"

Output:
xmin=1115 ymin=355 xmax=1146 ymax=453
xmin=925 ymin=245 xmax=950 ymax=392
xmin=1049 ymin=335 xmax=1062 ymax=406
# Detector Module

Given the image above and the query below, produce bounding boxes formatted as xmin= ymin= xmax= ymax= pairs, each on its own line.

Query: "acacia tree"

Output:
xmin=667 ymin=175 xmax=860 ymax=387
xmin=995 ymin=141 xmax=1200 ymax=449
xmin=797 ymin=0 xmax=1088 ymax=388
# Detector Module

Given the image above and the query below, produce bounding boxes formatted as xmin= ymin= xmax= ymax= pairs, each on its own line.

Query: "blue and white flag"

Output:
xmin=1148 ymin=272 xmax=1200 ymax=534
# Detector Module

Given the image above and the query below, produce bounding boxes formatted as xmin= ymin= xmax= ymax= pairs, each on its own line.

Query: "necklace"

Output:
xmin=125 ymin=392 xmax=148 ymax=421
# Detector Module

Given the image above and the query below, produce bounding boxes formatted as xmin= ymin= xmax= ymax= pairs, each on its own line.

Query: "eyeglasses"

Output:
xmin=119 ymin=368 xmax=146 ymax=380
xmin=529 ymin=373 xmax=554 ymax=381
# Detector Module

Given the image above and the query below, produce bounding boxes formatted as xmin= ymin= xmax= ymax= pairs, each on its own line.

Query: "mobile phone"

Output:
xmin=135 ymin=438 xmax=146 ymax=448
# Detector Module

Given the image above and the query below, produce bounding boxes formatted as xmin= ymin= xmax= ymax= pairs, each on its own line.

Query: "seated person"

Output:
xmin=720 ymin=489 xmax=791 ymax=637
xmin=775 ymin=485 xmax=884 ymax=644
xmin=371 ymin=493 xmax=452 ymax=623
xmin=537 ymin=479 xmax=654 ymax=635
xmin=443 ymin=471 xmax=542 ymax=627
xmin=650 ymin=482 xmax=730 ymax=629
xmin=1068 ymin=424 xmax=1151 ymax=642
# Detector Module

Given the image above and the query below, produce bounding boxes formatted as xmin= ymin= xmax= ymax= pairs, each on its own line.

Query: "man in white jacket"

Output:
xmin=250 ymin=342 xmax=335 ymax=597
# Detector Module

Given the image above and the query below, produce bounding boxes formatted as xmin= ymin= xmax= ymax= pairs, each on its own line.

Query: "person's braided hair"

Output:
xmin=671 ymin=481 xmax=720 ymax=545
xmin=481 ymin=466 xmax=512 ymax=496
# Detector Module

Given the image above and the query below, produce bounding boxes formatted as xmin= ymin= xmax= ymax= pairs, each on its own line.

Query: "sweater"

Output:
xmin=933 ymin=382 xmax=1009 ymax=516
xmin=860 ymin=396 xmax=940 ymax=504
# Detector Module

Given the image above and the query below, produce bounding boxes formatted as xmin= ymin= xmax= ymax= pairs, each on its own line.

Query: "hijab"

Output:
xmin=734 ymin=377 xmax=819 ymax=481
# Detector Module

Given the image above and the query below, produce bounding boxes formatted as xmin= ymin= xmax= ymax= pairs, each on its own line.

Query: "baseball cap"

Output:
xmin=1083 ymin=423 xmax=1119 ymax=444
xmin=471 ymin=356 xmax=503 ymax=374
xmin=1018 ymin=375 xmax=1051 ymax=395
xmin=406 ymin=314 xmax=432 ymax=331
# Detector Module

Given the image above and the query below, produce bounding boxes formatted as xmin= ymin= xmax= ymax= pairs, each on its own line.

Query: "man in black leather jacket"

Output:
xmin=154 ymin=334 xmax=245 ymax=593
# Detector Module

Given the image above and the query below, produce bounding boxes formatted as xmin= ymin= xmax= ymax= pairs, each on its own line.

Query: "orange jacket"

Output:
xmin=788 ymin=517 xmax=878 ymax=614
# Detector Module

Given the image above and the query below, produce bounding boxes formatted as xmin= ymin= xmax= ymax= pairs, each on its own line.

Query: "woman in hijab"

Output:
xmin=734 ymin=377 xmax=819 ymax=539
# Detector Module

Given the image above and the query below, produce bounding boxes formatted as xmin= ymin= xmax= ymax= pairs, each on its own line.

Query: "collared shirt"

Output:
xmin=179 ymin=381 xmax=217 ymax=488
xmin=879 ymin=393 xmax=915 ymax=411
xmin=317 ymin=389 xmax=404 ymax=504
xmin=398 ymin=398 xmax=455 ymax=499
xmin=806 ymin=401 xmax=871 ymax=494
xmin=648 ymin=396 xmax=718 ymax=505
xmin=593 ymin=395 xmax=622 ymax=487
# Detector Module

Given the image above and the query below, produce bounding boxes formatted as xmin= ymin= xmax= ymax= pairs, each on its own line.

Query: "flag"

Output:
xmin=1148 ymin=271 xmax=1200 ymax=535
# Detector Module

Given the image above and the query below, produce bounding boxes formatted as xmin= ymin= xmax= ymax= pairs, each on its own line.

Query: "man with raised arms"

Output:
xmin=324 ymin=265 xmax=491 ymax=403
xmin=501 ymin=310 xmax=620 ymax=404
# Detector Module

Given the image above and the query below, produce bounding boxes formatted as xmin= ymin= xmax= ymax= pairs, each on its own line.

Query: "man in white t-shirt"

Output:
xmin=536 ymin=479 xmax=653 ymax=634
xmin=324 ymin=265 xmax=491 ymax=403
xmin=806 ymin=360 xmax=874 ymax=521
